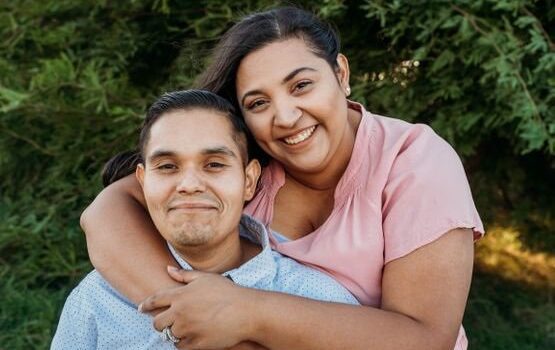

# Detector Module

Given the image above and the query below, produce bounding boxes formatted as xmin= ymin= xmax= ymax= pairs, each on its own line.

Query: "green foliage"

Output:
xmin=353 ymin=0 xmax=554 ymax=156
xmin=0 ymin=0 xmax=553 ymax=349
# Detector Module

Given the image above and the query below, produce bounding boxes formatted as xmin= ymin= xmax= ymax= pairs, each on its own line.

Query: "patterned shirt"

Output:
xmin=51 ymin=215 xmax=358 ymax=349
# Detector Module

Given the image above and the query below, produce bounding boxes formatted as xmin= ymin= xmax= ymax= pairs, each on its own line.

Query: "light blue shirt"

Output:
xmin=51 ymin=215 xmax=358 ymax=349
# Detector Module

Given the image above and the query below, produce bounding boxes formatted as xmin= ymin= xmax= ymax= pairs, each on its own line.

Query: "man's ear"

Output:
xmin=336 ymin=53 xmax=351 ymax=95
xmin=135 ymin=163 xmax=145 ymax=189
xmin=244 ymin=159 xmax=261 ymax=201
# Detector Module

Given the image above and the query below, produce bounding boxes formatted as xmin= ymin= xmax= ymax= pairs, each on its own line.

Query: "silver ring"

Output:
xmin=161 ymin=326 xmax=180 ymax=343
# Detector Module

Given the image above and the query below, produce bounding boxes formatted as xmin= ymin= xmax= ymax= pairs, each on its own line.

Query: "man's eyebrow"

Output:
xmin=148 ymin=147 xmax=237 ymax=161
xmin=148 ymin=150 xmax=176 ymax=162
xmin=240 ymin=67 xmax=317 ymax=107
xmin=202 ymin=146 xmax=237 ymax=158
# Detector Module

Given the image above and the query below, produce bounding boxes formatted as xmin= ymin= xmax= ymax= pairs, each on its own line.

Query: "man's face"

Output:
xmin=136 ymin=108 xmax=260 ymax=251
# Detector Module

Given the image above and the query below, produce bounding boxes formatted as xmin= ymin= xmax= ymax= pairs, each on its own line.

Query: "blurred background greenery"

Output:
xmin=0 ymin=0 xmax=553 ymax=348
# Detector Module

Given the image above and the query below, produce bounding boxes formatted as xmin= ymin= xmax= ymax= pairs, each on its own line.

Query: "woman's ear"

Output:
xmin=336 ymin=53 xmax=351 ymax=96
xmin=243 ymin=159 xmax=261 ymax=201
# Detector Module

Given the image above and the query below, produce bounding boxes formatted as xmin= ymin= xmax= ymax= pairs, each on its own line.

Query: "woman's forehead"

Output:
xmin=235 ymin=38 xmax=328 ymax=90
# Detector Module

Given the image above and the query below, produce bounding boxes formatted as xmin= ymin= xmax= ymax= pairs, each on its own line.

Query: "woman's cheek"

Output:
xmin=245 ymin=117 xmax=270 ymax=142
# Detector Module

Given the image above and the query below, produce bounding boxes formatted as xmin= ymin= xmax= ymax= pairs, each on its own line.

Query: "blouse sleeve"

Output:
xmin=381 ymin=124 xmax=484 ymax=264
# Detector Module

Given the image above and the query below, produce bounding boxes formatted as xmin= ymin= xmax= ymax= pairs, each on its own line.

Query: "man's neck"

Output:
xmin=172 ymin=233 xmax=262 ymax=274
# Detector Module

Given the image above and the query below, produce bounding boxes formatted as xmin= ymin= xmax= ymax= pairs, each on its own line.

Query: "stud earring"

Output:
xmin=345 ymin=86 xmax=351 ymax=96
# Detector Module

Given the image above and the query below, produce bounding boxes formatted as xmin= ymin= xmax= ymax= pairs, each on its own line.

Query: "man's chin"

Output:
xmin=171 ymin=238 xmax=208 ymax=247
xmin=169 ymin=225 xmax=214 ymax=246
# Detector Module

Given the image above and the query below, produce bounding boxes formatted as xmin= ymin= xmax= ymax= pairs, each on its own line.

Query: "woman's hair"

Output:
xmin=102 ymin=89 xmax=252 ymax=187
xmin=196 ymin=6 xmax=341 ymax=110
xmin=102 ymin=7 xmax=339 ymax=187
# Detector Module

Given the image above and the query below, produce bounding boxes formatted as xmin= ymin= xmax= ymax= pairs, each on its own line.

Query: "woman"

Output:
xmin=82 ymin=7 xmax=484 ymax=350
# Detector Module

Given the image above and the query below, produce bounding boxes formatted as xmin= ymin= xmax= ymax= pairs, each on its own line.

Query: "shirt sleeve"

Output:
xmin=50 ymin=287 xmax=97 ymax=350
xmin=382 ymin=124 xmax=484 ymax=264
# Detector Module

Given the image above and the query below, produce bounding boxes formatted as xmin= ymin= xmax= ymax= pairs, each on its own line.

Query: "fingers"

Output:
xmin=152 ymin=308 xmax=177 ymax=332
xmin=167 ymin=266 xmax=207 ymax=283
xmin=138 ymin=288 xmax=179 ymax=313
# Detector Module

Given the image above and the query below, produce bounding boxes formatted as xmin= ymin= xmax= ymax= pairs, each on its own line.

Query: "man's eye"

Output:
xmin=206 ymin=162 xmax=226 ymax=169
xmin=156 ymin=164 xmax=176 ymax=170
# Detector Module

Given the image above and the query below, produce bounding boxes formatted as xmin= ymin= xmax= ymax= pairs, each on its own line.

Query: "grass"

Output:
xmin=466 ymin=228 xmax=555 ymax=349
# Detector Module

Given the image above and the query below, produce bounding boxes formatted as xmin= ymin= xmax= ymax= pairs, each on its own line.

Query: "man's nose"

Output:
xmin=176 ymin=170 xmax=205 ymax=193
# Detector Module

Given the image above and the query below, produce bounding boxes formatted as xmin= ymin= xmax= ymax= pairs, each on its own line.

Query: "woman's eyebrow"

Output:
xmin=282 ymin=67 xmax=316 ymax=84
xmin=240 ymin=67 xmax=317 ymax=106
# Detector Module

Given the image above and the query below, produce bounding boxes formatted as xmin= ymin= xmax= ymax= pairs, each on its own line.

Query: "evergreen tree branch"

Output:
xmin=451 ymin=4 xmax=544 ymax=131
xmin=0 ymin=125 xmax=55 ymax=156
xmin=521 ymin=7 xmax=555 ymax=51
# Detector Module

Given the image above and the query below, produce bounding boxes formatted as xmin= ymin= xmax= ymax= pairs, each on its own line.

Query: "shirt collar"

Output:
xmin=167 ymin=214 xmax=277 ymax=288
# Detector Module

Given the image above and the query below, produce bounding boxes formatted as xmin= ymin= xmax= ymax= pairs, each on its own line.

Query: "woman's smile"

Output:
xmin=281 ymin=125 xmax=317 ymax=145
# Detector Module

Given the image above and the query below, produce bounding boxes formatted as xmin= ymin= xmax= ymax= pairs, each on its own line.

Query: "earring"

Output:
xmin=345 ymin=86 xmax=351 ymax=96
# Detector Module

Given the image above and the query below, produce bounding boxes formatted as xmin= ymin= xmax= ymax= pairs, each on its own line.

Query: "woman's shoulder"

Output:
xmin=368 ymin=112 xmax=447 ymax=150
xmin=354 ymin=105 xmax=460 ymax=180
xmin=364 ymin=112 xmax=485 ymax=263
xmin=351 ymin=102 xmax=450 ymax=157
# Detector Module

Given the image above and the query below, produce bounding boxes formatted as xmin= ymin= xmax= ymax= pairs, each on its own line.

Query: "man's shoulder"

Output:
xmin=270 ymin=251 xmax=359 ymax=305
xmin=65 ymin=270 xmax=135 ymax=312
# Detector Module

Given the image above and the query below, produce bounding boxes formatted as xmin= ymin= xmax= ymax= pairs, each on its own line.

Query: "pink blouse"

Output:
xmin=244 ymin=102 xmax=484 ymax=349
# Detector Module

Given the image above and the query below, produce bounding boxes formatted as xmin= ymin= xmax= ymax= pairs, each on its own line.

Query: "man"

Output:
xmin=51 ymin=90 xmax=357 ymax=349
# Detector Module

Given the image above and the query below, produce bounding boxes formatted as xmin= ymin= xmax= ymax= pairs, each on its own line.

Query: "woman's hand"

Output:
xmin=139 ymin=267 xmax=260 ymax=349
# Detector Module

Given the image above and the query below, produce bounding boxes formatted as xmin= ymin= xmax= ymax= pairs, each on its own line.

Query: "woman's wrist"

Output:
xmin=237 ymin=287 xmax=270 ymax=343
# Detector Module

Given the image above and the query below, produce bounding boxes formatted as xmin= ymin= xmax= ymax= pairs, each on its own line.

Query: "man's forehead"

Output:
xmin=150 ymin=111 xmax=237 ymax=144
xmin=146 ymin=111 xmax=241 ymax=159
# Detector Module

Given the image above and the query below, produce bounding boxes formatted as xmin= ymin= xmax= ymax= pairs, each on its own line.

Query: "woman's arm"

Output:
xmin=252 ymin=228 xmax=474 ymax=350
xmin=141 ymin=228 xmax=474 ymax=350
xmin=81 ymin=174 xmax=181 ymax=304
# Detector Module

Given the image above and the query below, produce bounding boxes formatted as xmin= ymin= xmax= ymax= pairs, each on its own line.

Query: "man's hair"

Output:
xmin=102 ymin=89 xmax=253 ymax=187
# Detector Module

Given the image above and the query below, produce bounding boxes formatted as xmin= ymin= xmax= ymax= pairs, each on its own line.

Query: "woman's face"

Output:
xmin=235 ymin=38 xmax=351 ymax=174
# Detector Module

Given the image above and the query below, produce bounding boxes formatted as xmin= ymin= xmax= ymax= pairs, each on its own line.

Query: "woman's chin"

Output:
xmin=279 ymin=153 xmax=331 ymax=175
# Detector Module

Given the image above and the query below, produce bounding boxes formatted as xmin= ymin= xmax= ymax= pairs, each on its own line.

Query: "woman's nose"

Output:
xmin=273 ymin=103 xmax=302 ymax=128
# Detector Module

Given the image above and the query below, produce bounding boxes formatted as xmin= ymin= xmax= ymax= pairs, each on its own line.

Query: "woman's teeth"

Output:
xmin=283 ymin=126 xmax=316 ymax=145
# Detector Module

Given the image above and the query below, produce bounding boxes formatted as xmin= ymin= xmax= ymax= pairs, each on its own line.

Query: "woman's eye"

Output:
xmin=247 ymin=99 xmax=267 ymax=111
xmin=294 ymin=81 xmax=312 ymax=92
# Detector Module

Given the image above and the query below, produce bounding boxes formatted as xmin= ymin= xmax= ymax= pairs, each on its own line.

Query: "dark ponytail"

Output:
xmin=101 ymin=150 xmax=141 ymax=187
